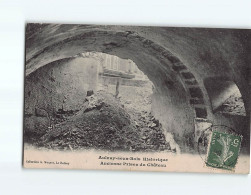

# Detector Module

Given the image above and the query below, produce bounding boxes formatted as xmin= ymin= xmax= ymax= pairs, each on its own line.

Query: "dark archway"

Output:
xmin=25 ymin=29 xmax=211 ymax=151
xmin=26 ymin=29 xmax=208 ymax=116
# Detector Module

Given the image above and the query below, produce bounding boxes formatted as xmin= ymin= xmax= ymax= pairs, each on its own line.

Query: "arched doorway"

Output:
xmin=25 ymin=25 xmax=211 ymax=153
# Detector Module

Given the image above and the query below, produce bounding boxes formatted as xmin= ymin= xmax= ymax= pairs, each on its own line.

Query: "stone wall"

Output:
xmin=25 ymin=57 xmax=99 ymax=116
xmin=151 ymin=87 xmax=195 ymax=152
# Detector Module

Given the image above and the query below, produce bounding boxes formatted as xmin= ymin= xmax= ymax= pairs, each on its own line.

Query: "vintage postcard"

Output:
xmin=23 ymin=23 xmax=250 ymax=174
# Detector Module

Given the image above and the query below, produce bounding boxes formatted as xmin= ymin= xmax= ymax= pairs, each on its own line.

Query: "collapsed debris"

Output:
xmin=32 ymin=91 xmax=171 ymax=152
xmin=219 ymin=94 xmax=246 ymax=116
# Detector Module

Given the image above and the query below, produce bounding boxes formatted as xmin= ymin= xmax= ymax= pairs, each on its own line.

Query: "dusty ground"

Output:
xmin=25 ymin=89 xmax=171 ymax=152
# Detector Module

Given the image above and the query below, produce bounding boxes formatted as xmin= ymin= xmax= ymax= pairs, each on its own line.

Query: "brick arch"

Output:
xmin=138 ymin=39 xmax=208 ymax=119
xmin=25 ymin=28 xmax=215 ymax=152
xmin=26 ymin=30 xmax=208 ymax=120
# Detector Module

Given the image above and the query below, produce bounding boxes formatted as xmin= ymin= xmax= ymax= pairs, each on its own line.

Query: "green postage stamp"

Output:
xmin=206 ymin=131 xmax=242 ymax=171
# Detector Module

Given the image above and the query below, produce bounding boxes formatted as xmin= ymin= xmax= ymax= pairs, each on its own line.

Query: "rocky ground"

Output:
xmin=27 ymin=90 xmax=171 ymax=152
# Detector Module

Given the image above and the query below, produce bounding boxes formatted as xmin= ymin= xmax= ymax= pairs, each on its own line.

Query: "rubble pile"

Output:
xmin=130 ymin=110 xmax=171 ymax=151
xmin=34 ymin=91 xmax=171 ymax=152
xmin=219 ymin=93 xmax=246 ymax=116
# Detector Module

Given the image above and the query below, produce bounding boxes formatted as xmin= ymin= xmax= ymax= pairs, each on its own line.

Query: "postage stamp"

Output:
xmin=206 ymin=131 xmax=242 ymax=171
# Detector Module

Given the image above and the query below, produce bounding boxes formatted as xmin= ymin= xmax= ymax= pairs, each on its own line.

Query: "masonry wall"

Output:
xmin=25 ymin=57 xmax=99 ymax=116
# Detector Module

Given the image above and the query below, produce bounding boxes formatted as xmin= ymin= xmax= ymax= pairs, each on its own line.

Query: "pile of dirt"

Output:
xmin=33 ymin=91 xmax=171 ymax=152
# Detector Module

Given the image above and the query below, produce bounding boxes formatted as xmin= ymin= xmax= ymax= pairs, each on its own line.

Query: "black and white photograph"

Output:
xmin=23 ymin=23 xmax=250 ymax=174
xmin=1 ymin=1 xmax=251 ymax=194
